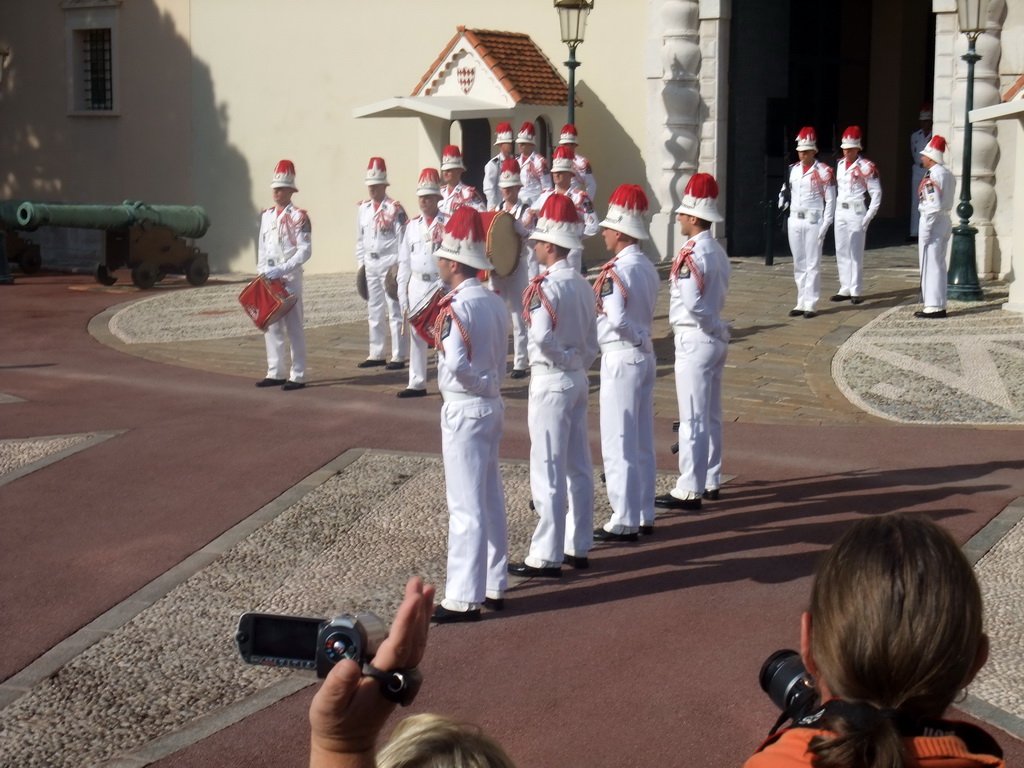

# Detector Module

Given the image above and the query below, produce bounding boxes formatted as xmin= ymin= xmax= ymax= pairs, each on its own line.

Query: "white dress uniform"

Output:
xmin=918 ymin=162 xmax=955 ymax=312
xmin=909 ymin=129 xmax=932 ymax=237
xmin=668 ymin=230 xmax=731 ymax=497
xmin=439 ymin=183 xmax=486 ymax=218
xmin=488 ymin=200 xmax=535 ymax=372
xmin=780 ymin=161 xmax=836 ymax=312
xmin=518 ymin=151 xmax=552 ymax=208
xmin=530 ymin=188 xmax=598 ymax=274
xmin=522 ymin=259 xmax=599 ymax=568
xmin=570 ymin=153 xmax=597 ymax=201
xmin=397 ymin=212 xmax=446 ymax=390
xmin=356 ymin=196 xmax=409 ymax=362
xmin=834 ymin=155 xmax=882 ymax=298
xmin=595 ymin=244 xmax=660 ymax=534
xmin=436 ymin=278 xmax=510 ymax=611
xmin=483 ymin=153 xmax=514 ymax=210
xmin=257 ymin=203 xmax=312 ymax=382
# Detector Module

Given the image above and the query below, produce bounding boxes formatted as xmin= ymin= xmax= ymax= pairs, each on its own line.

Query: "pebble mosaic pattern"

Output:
xmin=0 ymin=435 xmax=92 ymax=477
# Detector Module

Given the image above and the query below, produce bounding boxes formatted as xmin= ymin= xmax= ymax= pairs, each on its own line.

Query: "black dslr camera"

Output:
xmin=759 ymin=649 xmax=821 ymax=734
xmin=236 ymin=611 xmax=387 ymax=679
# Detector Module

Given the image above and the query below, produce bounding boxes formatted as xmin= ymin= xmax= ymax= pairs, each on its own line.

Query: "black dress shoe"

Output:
xmin=281 ymin=380 xmax=305 ymax=391
xmin=803 ymin=311 xmax=817 ymax=319
xmin=255 ymin=377 xmax=286 ymax=387
xmin=639 ymin=525 xmax=654 ymax=536
xmin=788 ymin=309 xmax=804 ymax=317
xmin=850 ymin=296 xmax=863 ymax=305
xmin=563 ymin=554 xmax=589 ymax=569
xmin=483 ymin=597 xmax=505 ymax=611
xmin=914 ymin=309 xmax=947 ymax=319
xmin=357 ymin=358 xmax=387 ymax=368
xmin=432 ymin=606 xmax=481 ymax=624
xmin=829 ymin=294 xmax=850 ymax=302
xmin=385 ymin=360 xmax=406 ymax=370
xmin=702 ymin=488 xmax=720 ymax=501
xmin=528 ymin=500 xmax=535 ymax=511
xmin=592 ymin=528 xmax=639 ymax=543
xmin=397 ymin=388 xmax=427 ymax=398
xmin=654 ymin=493 xmax=702 ymax=511
xmin=508 ymin=562 xmax=562 ymax=578
xmin=509 ymin=368 xmax=528 ymax=380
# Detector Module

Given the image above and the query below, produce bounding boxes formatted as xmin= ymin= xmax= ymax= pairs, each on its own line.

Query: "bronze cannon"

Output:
xmin=0 ymin=201 xmax=42 ymax=275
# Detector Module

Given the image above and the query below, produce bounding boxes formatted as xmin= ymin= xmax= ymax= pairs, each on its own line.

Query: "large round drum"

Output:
xmin=384 ymin=263 xmax=400 ymax=300
xmin=479 ymin=210 xmax=521 ymax=278
xmin=408 ymin=281 xmax=446 ymax=348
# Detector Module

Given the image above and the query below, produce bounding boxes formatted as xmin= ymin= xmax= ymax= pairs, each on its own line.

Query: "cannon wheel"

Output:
xmin=131 ymin=262 xmax=160 ymax=290
xmin=185 ymin=257 xmax=210 ymax=286
xmin=95 ymin=263 xmax=118 ymax=286
xmin=17 ymin=247 xmax=42 ymax=274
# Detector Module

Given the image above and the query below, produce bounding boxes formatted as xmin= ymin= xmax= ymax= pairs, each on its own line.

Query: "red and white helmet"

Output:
xmin=600 ymin=184 xmax=650 ymax=241
xmin=494 ymin=122 xmax=514 ymax=145
xmin=530 ymin=193 xmax=583 ymax=251
xmin=516 ymin=122 xmax=537 ymax=145
xmin=498 ymin=158 xmax=522 ymax=189
xmin=365 ymin=157 xmax=389 ymax=186
xmin=919 ymin=103 xmax=933 ymax=121
xmin=558 ymin=123 xmax=579 ymax=145
xmin=437 ymin=206 xmax=492 ymax=272
xmin=271 ymin=159 xmax=297 ymax=190
xmin=920 ymin=135 xmax=947 ymax=165
xmin=840 ymin=126 xmax=863 ymax=150
xmin=440 ymin=144 xmax=466 ymax=171
xmin=795 ymin=126 xmax=818 ymax=152
xmin=417 ymin=168 xmax=442 ymax=197
xmin=551 ymin=145 xmax=576 ymax=174
xmin=675 ymin=173 xmax=724 ymax=223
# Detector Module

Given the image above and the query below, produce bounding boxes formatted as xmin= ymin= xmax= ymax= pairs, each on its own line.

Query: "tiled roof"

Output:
xmin=412 ymin=27 xmax=578 ymax=107
xmin=1004 ymin=74 xmax=1024 ymax=102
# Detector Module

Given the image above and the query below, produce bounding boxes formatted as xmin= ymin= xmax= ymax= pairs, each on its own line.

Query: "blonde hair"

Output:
xmin=376 ymin=714 xmax=517 ymax=768
xmin=808 ymin=514 xmax=984 ymax=768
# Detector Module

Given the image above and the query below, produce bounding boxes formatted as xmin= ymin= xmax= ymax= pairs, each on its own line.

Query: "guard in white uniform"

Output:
xmin=482 ymin=122 xmax=516 ymax=210
xmin=431 ymin=206 xmax=510 ymax=624
xmin=356 ymin=157 xmax=409 ymax=368
xmin=831 ymin=126 xmax=882 ymax=304
xmin=656 ymin=174 xmax=731 ymax=512
xmin=779 ymin=127 xmax=835 ymax=318
xmin=489 ymin=157 xmax=536 ymax=379
xmin=916 ymin=135 xmax=955 ymax=319
xmin=557 ymin=123 xmax=597 ymax=201
xmin=255 ymin=160 xmax=312 ymax=390
xmin=909 ymin=104 xmax=933 ymax=239
xmin=592 ymin=185 xmax=660 ymax=541
xmin=530 ymin=146 xmax=598 ymax=274
xmin=508 ymin=193 xmax=599 ymax=577
xmin=516 ymin=122 xmax=552 ymax=208
xmin=438 ymin=145 xmax=486 ymax=217
xmin=396 ymin=168 xmax=446 ymax=398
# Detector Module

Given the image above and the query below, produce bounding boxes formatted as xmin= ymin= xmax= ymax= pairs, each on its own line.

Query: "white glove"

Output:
xmin=264 ymin=266 xmax=284 ymax=280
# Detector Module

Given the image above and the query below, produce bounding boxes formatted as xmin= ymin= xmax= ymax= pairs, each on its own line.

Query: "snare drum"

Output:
xmin=408 ymin=281 xmax=446 ymax=348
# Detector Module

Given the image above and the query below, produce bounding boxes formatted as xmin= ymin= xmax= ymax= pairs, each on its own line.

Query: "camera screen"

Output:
xmin=250 ymin=616 xmax=320 ymax=661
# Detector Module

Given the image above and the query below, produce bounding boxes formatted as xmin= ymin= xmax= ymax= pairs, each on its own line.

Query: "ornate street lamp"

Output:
xmin=947 ymin=0 xmax=990 ymax=301
xmin=554 ymin=0 xmax=593 ymax=125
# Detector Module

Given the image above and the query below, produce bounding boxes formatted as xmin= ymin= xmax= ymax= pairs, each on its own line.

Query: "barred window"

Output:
xmin=63 ymin=0 xmax=120 ymax=115
xmin=80 ymin=28 xmax=113 ymax=110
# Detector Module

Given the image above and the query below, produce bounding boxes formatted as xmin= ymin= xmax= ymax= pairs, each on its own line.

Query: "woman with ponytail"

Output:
xmin=746 ymin=514 xmax=1003 ymax=768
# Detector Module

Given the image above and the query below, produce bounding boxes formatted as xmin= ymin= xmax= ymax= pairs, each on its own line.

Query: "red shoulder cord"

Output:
xmin=433 ymin=293 xmax=472 ymax=360
xmin=670 ymin=242 xmax=704 ymax=295
xmin=521 ymin=271 xmax=557 ymax=328
xmin=594 ymin=257 xmax=628 ymax=314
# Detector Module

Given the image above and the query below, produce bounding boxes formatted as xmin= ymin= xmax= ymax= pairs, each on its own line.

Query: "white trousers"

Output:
xmin=490 ymin=265 xmax=530 ymax=371
xmin=787 ymin=216 xmax=823 ymax=311
xmin=365 ymin=266 xmax=407 ymax=361
xmin=919 ymin=216 xmax=951 ymax=311
xmin=673 ymin=331 xmax=728 ymax=496
xmin=834 ymin=209 xmax=866 ymax=297
xmin=440 ymin=396 xmax=508 ymax=610
xmin=599 ymin=348 xmax=656 ymax=532
xmin=264 ymin=271 xmax=306 ymax=382
xmin=406 ymin=278 xmax=435 ymax=390
xmin=526 ymin=368 xmax=594 ymax=567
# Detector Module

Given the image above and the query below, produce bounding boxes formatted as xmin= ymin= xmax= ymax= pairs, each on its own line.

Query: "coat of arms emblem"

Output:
xmin=457 ymin=66 xmax=476 ymax=94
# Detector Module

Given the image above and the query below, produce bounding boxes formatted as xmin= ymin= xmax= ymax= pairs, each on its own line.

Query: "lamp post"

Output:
xmin=947 ymin=0 xmax=990 ymax=301
xmin=554 ymin=0 xmax=593 ymax=125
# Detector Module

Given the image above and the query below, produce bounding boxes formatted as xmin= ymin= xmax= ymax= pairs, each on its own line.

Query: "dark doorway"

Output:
xmin=457 ymin=118 xmax=492 ymax=191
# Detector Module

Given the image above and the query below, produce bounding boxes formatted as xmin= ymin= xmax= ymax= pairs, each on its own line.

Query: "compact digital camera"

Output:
xmin=235 ymin=611 xmax=388 ymax=679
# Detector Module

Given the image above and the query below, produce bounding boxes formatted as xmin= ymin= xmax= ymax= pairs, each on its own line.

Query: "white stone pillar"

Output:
xmin=698 ymin=0 xmax=730 ymax=245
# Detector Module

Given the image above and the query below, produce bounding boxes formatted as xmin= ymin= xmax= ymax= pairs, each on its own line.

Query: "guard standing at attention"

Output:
xmin=396 ymin=168 xmax=446 ymax=398
xmin=915 ymin=135 xmax=955 ymax=319
xmin=356 ymin=157 xmax=408 ymax=369
xmin=482 ymin=122 xmax=516 ymax=210
xmin=831 ymin=126 xmax=881 ymax=304
xmin=530 ymin=146 xmax=598 ymax=275
xmin=508 ymin=193 xmax=599 ymax=577
xmin=516 ymin=123 xmax=552 ymax=208
xmin=656 ymin=174 xmax=731 ymax=512
xmin=592 ymin=185 xmax=660 ymax=541
xmin=431 ymin=206 xmax=510 ymax=624
xmin=556 ymin=123 xmax=597 ymax=201
xmin=909 ymin=104 xmax=933 ymax=241
xmin=779 ymin=127 xmax=835 ymax=319
xmin=255 ymin=159 xmax=312 ymax=391
xmin=438 ymin=145 xmax=486 ymax=217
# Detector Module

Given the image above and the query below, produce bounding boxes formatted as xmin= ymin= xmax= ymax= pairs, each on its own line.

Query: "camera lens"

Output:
xmin=322 ymin=631 xmax=357 ymax=663
xmin=760 ymin=649 xmax=817 ymax=717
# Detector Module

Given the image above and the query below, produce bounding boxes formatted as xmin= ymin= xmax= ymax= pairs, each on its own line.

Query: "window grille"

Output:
xmin=81 ymin=28 xmax=112 ymax=110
